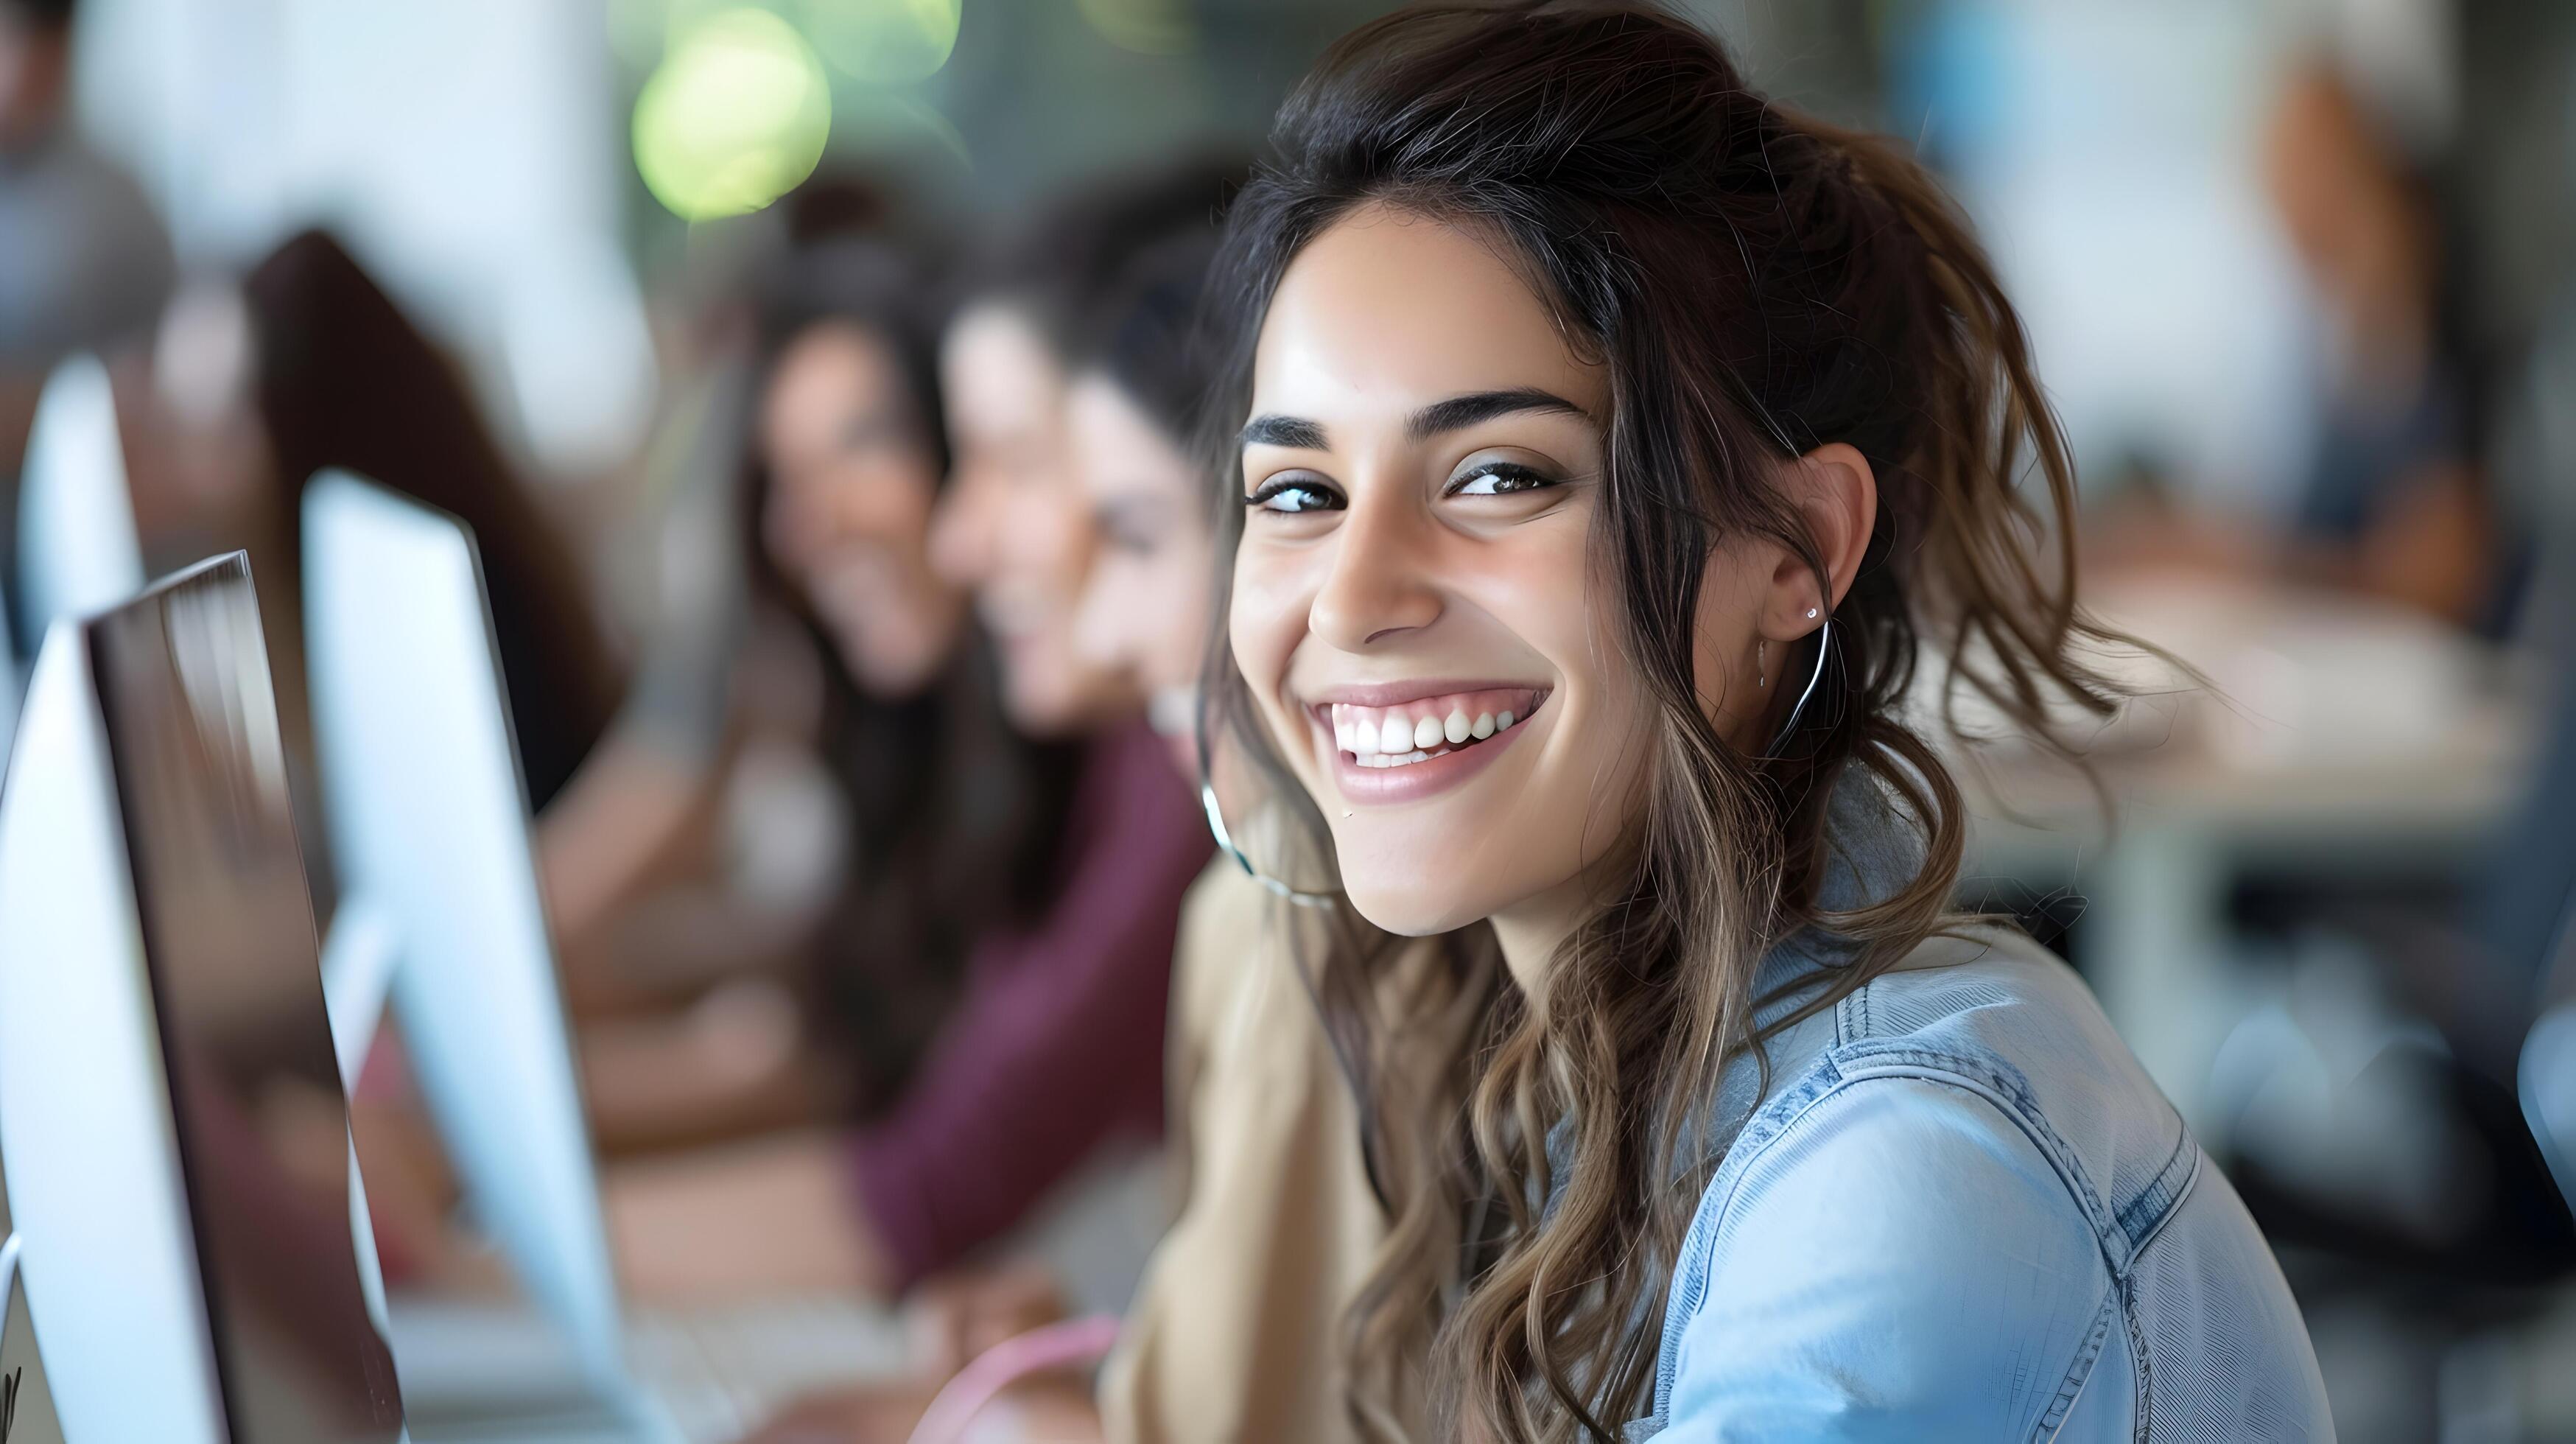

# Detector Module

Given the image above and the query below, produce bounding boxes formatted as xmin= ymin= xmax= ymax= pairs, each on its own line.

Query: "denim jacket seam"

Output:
xmin=2032 ymin=1284 xmax=2121 ymax=1443
xmin=1690 ymin=1048 xmax=2118 ymax=1280
xmin=1822 ymin=1041 xmax=2127 ymax=1267
xmin=2121 ymin=1270 xmax=2155 ymax=1444
xmin=2116 ymin=1124 xmax=2203 ymax=1256
xmin=1670 ymin=1060 xmax=2120 ymax=1438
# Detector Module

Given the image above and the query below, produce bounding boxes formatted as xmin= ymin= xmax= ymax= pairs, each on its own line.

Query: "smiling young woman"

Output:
xmin=1198 ymin=4 xmax=2333 ymax=1441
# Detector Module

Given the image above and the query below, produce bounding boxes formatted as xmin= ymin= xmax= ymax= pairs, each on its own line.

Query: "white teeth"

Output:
xmin=1358 ymin=749 xmax=1433 ymax=768
xmin=1330 ymin=695 xmax=1539 ymax=760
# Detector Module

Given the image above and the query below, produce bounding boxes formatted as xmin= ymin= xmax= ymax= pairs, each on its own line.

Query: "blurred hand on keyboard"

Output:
xmin=905 ymin=1264 xmax=1068 ymax=1381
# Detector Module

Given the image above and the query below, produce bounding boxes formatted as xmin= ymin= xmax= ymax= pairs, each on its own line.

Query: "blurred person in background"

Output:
xmin=126 ymin=229 xmax=621 ymax=851
xmin=540 ymin=176 xmax=946 ymax=998
xmin=572 ymin=227 xmax=1092 ymax=1164
xmin=0 ymin=0 xmax=172 ymax=566
xmin=0 ymin=0 xmax=169 ymax=371
xmin=113 ymin=227 xmax=628 ymax=1283
xmin=2090 ymin=61 xmax=2505 ymax=633
xmin=605 ymin=166 xmax=1225 ymax=1326
xmin=2263 ymin=64 xmax=2494 ymax=629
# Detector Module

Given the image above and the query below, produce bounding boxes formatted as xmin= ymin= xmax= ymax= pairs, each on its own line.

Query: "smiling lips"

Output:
xmin=1307 ymin=686 xmax=1548 ymax=805
xmin=1324 ymin=687 xmax=1544 ymax=768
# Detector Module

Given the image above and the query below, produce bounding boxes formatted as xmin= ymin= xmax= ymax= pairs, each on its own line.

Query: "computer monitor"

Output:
xmin=0 ymin=553 xmax=404 ymax=1442
xmin=0 ymin=575 xmax=18 ymax=766
xmin=14 ymin=353 xmax=144 ymax=654
xmin=301 ymin=474 xmax=633 ymax=1416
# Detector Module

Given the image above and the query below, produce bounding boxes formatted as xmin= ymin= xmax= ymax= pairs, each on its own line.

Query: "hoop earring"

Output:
xmin=1194 ymin=700 xmax=1339 ymax=908
xmin=1199 ymin=784 xmax=1340 ymax=908
xmin=1762 ymin=615 xmax=1834 ymax=759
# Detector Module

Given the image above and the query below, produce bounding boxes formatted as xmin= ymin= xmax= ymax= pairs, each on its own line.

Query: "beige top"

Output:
xmin=1097 ymin=860 xmax=1385 ymax=1444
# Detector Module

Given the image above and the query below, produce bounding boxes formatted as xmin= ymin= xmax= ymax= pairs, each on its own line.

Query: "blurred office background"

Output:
xmin=7 ymin=0 xmax=2575 ymax=1439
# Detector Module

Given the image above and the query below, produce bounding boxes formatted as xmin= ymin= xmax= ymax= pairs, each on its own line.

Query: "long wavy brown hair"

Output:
xmin=1193 ymin=4 xmax=2149 ymax=1440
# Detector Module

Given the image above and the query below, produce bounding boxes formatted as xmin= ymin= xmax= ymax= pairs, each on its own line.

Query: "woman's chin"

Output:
xmin=1338 ymin=875 xmax=1492 ymax=940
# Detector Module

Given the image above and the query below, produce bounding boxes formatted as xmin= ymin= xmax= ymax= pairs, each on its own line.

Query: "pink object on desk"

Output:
xmin=905 ymin=1313 xmax=1123 ymax=1444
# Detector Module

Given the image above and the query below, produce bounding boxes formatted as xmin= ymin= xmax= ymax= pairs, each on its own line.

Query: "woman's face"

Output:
xmin=930 ymin=303 xmax=1139 ymax=736
xmin=1229 ymin=208 xmax=1778 ymax=942
xmin=1067 ymin=372 xmax=1211 ymax=771
xmin=760 ymin=320 xmax=961 ymax=698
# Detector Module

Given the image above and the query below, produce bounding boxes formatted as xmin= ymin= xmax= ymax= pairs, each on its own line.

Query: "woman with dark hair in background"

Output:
xmin=565 ymin=225 xmax=1088 ymax=1156
xmin=1193 ymin=4 xmax=2331 ymax=1440
xmin=100 ymin=228 xmax=636 ymax=1281
xmin=746 ymin=238 xmax=1085 ymax=1115
xmin=608 ymin=167 xmax=1222 ymax=1320
xmin=126 ymin=228 xmax=621 ymax=852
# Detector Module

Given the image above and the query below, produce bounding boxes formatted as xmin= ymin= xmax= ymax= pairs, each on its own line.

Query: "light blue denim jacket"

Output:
xmin=1624 ymin=785 xmax=2334 ymax=1442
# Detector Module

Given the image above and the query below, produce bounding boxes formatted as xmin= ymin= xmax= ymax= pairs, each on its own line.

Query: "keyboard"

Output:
xmin=631 ymin=1296 xmax=911 ymax=1441
xmin=390 ymin=1294 xmax=909 ymax=1444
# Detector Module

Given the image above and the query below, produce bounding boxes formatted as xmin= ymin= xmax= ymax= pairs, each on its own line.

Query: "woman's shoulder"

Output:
xmin=1720 ymin=924 xmax=2131 ymax=1238
xmin=1809 ymin=924 xmax=2194 ymax=1247
xmin=1635 ymin=930 xmax=2144 ymax=1437
xmin=1727 ymin=925 xmax=2196 ymax=1263
xmin=1647 ymin=1059 xmax=2120 ymax=1440
xmin=1642 ymin=927 xmax=2331 ymax=1440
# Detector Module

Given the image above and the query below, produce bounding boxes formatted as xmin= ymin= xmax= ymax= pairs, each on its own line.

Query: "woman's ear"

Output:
xmin=1761 ymin=441 xmax=1875 ymax=640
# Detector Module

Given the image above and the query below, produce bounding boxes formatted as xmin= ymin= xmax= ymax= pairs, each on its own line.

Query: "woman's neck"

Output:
xmin=1487 ymin=875 xmax=1600 ymax=1005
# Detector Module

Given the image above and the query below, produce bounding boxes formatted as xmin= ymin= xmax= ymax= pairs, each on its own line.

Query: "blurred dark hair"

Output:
xmin=1070 ymin=222 xmax=1229 ymax=446
xmin=776 ymin=172 xmax=904 ymax=249
xmin=738 ymin=224 xmax=1079 ymax=1097
xmin=246 ymin=229 xmax=621 ymax=812
xmin=964 ymin=154 xmax=1243 ymax=360
xmin=4 ymin=0 xmax=76 ymax=32
xmin=754 ymin=236 xmax=953 ymax=480
xmin=1196 ymin=3 xmax=2147 ymax=1438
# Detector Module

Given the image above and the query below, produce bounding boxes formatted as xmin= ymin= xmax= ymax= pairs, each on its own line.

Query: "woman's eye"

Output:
xmin=1246 ymin=477 xmax=1344 ymax=514
xmin=1449 ymin=462 xmax=1557 ymax=497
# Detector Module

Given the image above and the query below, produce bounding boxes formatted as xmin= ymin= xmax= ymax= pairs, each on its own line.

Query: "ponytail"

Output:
xmin=1794 ymin=114 xmax=2125 ymax=737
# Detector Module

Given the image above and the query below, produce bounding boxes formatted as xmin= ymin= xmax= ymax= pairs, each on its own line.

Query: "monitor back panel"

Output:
xmin=88 ymin=555 xmax=406 ymax=1442
xmin=303 ymin=475 xmax=625 ymax=1392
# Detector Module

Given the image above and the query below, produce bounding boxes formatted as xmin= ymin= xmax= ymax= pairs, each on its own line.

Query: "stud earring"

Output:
xmin=1806 ymin=606 xmax=1819 ymax=620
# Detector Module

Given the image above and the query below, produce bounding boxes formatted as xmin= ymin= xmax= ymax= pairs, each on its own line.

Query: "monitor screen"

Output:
xmin=88 ymin=555 xmax=404 ymax=1443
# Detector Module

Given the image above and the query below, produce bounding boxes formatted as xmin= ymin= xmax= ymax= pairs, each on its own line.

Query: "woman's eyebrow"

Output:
xmin=1407 ymin=388 xmax=1590 ymax=441
xmin=1240 ymin=413 xmax=1330 ymax=450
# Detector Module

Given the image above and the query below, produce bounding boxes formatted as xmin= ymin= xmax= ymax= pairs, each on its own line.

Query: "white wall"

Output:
xmin=70 ymin=0 xmax=656 ymax=478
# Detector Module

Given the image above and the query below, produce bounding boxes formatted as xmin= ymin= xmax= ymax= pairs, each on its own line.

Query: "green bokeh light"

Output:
xmin=1078 ymin=0 xmax=1195 ymax=56
xmin=633 ymin=8 xmax=834 ymax=222
xmin=799 ymin=0 xmax=962 ymax=85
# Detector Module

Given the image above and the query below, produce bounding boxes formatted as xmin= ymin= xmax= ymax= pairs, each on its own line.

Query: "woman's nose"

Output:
xmin=1307 ymin=501 xmax=1443 ymax=651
